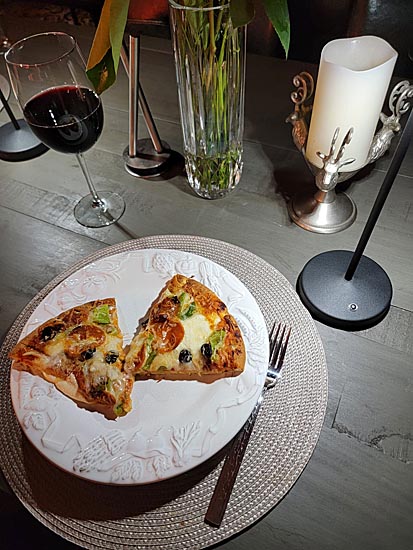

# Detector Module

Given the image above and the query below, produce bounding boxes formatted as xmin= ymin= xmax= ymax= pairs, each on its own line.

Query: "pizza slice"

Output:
xmin=9 ymin=298 xmax=133 ymax=419
xmin=124 ymin=274 xmax=245 ymax=382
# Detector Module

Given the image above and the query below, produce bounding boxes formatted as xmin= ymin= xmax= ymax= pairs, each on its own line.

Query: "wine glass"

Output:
xmin=5 ymin=32 xmax=125 ymax=228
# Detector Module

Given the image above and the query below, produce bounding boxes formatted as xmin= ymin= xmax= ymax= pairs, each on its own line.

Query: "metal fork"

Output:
xmin=204 ymin=322 xmax=291 ymax=528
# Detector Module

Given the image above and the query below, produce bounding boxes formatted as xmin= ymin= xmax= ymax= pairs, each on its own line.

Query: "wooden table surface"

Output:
xmin=0 ymin=16 xmax=412 ymax=550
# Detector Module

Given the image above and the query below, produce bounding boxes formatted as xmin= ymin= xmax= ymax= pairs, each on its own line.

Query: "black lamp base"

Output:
xmin=0 ymin=120 xmax=48 ymax=161
xmin=296 ymin=250 xmax=392 ymax=331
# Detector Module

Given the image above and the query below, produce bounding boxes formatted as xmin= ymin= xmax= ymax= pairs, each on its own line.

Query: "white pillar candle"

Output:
xmin=306 ymin=36 xmax=397 ymax=171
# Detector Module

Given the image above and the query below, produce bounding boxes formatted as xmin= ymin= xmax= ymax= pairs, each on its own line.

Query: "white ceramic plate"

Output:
xmin=10 ymin=249 xmax=268 ymax=484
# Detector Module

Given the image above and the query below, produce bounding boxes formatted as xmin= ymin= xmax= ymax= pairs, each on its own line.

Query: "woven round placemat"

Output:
xmin=0 ymin=235 xmax=327 ymax=549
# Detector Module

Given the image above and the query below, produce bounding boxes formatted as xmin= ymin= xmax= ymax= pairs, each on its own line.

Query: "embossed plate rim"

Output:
xmin=9 ymin=247 xmax=268 ymax=485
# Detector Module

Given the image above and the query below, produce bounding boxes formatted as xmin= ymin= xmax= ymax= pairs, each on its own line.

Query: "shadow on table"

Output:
xmin=273 ymin=165 xmax=315 ymax=218
xmin=22 ymin=436 xmax=227 ymax=521
xmin=141 ymin=149 xmax=186 ymax=182
xmin=273 ymin=159 xmax=376 ymax=203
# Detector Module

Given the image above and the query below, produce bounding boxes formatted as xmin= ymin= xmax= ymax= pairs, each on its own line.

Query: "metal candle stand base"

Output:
xmin=287 ymin=179 xmax=357 ymax=234
xmin=123 ymin=139 xmax=174 ymax=178
xmin=121 ymin=36 xmax=183 ymax=179
xmin=286 ymin=74 xmax=413 ymax=234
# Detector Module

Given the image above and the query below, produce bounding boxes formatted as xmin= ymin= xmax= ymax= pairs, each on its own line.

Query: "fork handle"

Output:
xmin=204 ymin=391 xmax=264 ymax=527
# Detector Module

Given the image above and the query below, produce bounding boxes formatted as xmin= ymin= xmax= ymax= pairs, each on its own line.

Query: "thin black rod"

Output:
xmin=0 ymin=87 xmax=20 ymax=130
xmin=345 ymin=106 xmax=413 ymax=281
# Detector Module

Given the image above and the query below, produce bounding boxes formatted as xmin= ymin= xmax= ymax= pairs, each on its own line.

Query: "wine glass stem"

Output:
xmin=76 ymin=153 xmax=105 ymax=209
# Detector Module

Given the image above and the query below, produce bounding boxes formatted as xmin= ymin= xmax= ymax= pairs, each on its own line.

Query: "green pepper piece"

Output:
xmin=91 ymin=304 xmax=111 ymax=324
xmin=114 ymin=403 xmax=125 ymax=416
xmin=178 ymin=292 xmax=186 ymax=304
xmin=209 ymin=329 xmax=226 ymax=359
xmin=179 ymin=302 xmax=196 ymax=320
xmin=142 ymin=350 xmax=157 ymax=370
xmin=141 ymin=333 xmax=156 ymax=370
xmin=178 ymin=292 xmax=196 ymax=320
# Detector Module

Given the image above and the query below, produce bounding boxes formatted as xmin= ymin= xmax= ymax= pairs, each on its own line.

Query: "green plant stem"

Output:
xmin=207 ymin=1 xmax=216 ymax=92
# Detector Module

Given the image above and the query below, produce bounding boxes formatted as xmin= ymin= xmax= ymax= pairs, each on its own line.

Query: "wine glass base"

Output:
xmin=74 ymin=191 xmax=125 ymax=228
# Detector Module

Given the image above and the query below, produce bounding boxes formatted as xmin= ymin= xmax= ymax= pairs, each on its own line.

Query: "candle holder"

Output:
xmin=286 ymin=73 xmax=413 ymax=233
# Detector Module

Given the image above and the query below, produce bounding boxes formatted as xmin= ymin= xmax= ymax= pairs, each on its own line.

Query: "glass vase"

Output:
xmin=169 ymin=1 xmax=246 ymax=199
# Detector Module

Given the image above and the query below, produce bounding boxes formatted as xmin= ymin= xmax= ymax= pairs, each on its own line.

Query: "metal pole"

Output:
xmin=138 ymin=83 xmax=163 ymax=153
xmin=128 ymin=35 xmax=139 ymax=157
xmin=120 ymin=42 xmax=164 ymax=153
xmin=345 ymin=106 xmax=413 ymax=280
xmin=0 ymin=87 xmax=20 ymax=130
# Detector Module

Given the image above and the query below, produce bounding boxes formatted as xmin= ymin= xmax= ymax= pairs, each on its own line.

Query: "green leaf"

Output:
xmin=86 ymin=0 xmax=130 ymax=94
xmin=86 ymin=0 xmax=290 ymax=93
xmin=109 ymin=0 xmax=130 ymax=72
xmin=261 ymin=0 xmax=290 ymax=57
xmin=230 ymin=0 xmax=255 ymax=28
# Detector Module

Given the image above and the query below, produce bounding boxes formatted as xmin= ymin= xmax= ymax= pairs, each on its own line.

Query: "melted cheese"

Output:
xmin=150 ymin=312 xmax=211 ymax=372
xmin=42 ymin=325 xmax=126 ymax=399
xmin=44 ymin=334 xmax=66 ymax=358
xmin=180 ymin=312 xmax=212 ymax=351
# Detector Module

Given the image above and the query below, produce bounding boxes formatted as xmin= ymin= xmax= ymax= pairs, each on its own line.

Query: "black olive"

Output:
xmin=79 ymin=348 xmax=96 ymax=361
xmin=172 ymin=295 xmax=180 ymax=304
xmin=179 ymin=349 xmax=192 ymax=363
xmin=201 ymin=343 xmax=212 ymax=359
xmin=41 ymin=326 xmax=55 ymax=342
xmin=105 ymin=351 xmax=119 ymax=364
xmin=40 ymin=323 xmax=64 ymax=342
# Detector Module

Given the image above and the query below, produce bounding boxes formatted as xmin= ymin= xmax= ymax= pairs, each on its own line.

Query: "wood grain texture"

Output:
xmin=220 ymin=426 xmax=413 ymax=550
xmin=0 ymin=13 xmax=412 ymax=550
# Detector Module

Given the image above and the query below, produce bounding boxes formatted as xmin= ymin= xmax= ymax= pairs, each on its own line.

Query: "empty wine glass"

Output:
xmin=5 ymin=32 xmax=125 ymax=228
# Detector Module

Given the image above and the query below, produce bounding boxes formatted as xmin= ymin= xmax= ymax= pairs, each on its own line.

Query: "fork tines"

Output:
xmin=269 ymin=322 xmax=291 ymax=368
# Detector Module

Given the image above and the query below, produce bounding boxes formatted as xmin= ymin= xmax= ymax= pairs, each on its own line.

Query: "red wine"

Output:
xmin=23 ymin=85 xmax=103 ymax=154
